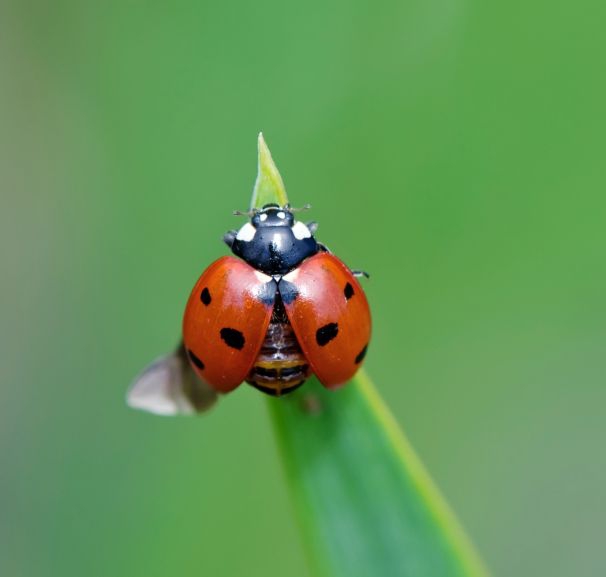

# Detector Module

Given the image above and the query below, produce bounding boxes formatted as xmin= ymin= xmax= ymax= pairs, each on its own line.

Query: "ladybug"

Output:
xmin=128 ymin=202 xmax=371 ymax=414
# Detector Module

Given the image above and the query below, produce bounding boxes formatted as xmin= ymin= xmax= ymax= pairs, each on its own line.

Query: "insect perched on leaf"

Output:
xmin=127 ymin=146 xmax=371 ymax=415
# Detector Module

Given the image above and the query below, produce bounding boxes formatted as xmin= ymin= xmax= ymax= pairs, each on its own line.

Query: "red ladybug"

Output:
xmin=128 ymin=203 xmax=370 ymax=413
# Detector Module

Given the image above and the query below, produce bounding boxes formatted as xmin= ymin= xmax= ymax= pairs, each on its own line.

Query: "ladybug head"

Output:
xmin=251 ymin=204 xmax=295 ymax=228
xmin=229 ymin=203 xmax=318 ymax=275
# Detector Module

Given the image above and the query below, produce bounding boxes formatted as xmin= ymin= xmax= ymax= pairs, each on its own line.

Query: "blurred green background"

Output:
xmin=2 ymin=1 xmax=605 ymax=576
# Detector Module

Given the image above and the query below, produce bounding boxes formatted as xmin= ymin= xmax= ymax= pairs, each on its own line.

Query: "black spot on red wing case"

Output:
xmin=200 ymin=287 xmax=212 ymax=305
xmin=344 ymin=282 xmax=354 ymax=300
xmin=187 ymin=349 xmax=205 ymax=370
xmin=355 ymin=344 xmax=368 ymax=364
xmin=316 ymin=322 xmax=339 ymax=346
xmin=220 ymin=327 xmax=246 ymax=350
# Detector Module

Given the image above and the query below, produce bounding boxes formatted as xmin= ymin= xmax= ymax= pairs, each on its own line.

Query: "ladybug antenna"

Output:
xmin=285 ymin=203 xmax=312 ymax=213
xmin=233 ymin=208 xmax=259 ymax=217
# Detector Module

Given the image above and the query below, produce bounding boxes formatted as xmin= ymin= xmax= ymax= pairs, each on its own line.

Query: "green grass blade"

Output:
xmin=267 ymin=376 xmax=488 ymax=577
xmin=252 ymin=136 xmax=488 ymax=577
xmin=250 ymin=133 xmax=289 ymax=210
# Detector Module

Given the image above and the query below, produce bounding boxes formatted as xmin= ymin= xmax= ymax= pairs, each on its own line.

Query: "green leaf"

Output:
xmin=253 ymin=135 xmax=489 ymax=577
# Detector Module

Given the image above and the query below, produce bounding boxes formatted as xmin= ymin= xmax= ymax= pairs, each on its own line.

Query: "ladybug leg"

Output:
xmin=223 ymin=230 xmax=237 ymax=248
xmin=351 ymin=269 xmax=370 ymax=279
xmin=306 ymin=221 xmax=319 ymax=234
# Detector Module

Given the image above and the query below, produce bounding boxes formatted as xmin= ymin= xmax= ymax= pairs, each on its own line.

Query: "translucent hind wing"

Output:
xmin=127 ymin=344 xmax=218 ymax=415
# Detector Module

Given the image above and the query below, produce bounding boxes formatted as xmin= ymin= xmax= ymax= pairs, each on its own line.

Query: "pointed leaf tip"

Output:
xmin=251 ymin=133 xmax=289 ymax=210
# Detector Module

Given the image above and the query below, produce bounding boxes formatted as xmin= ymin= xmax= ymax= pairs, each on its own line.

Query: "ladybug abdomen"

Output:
xmin=247 ymin=302 xmax=311 ymax=396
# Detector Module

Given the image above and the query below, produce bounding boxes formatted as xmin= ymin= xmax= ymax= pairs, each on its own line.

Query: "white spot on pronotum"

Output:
xmin=236 ymin=222 xmax=256 ymax=242
xmin=277 ymin=211 xmax=286 ymax=219
xmin=259 ymin=213 xmax=268 ymax=222
xmin=292 ymin=221 xmax=311 ymax=240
